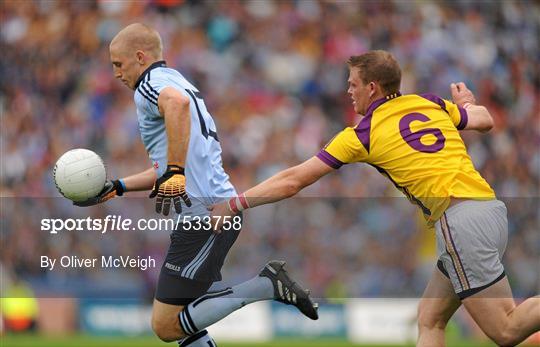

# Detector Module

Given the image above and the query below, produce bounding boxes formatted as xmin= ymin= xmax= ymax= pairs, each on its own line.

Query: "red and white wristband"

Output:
xmin=228 ymin=193 xmax=250 ymax=214
xmin=462 ymin=102 xmax=473 ymax=109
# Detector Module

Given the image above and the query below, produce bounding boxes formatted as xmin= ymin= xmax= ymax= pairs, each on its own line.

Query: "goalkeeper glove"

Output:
xmin=149 ymin=165 xmax=192 ymax=216
xmin=73 ymin=179 xmax=125 ymax=207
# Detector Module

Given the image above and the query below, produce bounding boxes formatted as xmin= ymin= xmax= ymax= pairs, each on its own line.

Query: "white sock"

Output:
xmin=178 ymin=329 xmax=216 ymax=346
xmin=179 ymin=276 xmax=273 ymax=335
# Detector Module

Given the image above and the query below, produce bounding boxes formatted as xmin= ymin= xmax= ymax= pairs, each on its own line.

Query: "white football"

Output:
xmin=53 ymin=149 xmax=106 ymax=202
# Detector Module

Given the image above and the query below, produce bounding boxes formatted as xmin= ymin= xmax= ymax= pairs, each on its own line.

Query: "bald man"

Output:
xmin=75 ymin=23 xmax=318 ymax=346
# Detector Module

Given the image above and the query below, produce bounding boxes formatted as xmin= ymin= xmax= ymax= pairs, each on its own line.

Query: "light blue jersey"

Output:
xmin=133 ymin=61 xmax=236 ymax=217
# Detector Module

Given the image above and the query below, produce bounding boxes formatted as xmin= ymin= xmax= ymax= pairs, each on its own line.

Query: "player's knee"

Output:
xmin=151 ymin=316 xmax=185 ymax=342
xmin=417 ymin=301 xmax=447 ymax=331
xmin=152 ymin=324 xmax=181 ymax=342
xmin=489 ymin=327 xmax=520 ymax=347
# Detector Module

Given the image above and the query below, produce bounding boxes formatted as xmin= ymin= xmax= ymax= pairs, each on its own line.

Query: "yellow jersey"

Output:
xmin=316 ymin=92 xmax=495 ymax=224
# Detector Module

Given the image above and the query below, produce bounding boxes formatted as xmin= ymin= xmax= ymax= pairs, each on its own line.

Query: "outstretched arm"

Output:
xmin=451 ymin=82 xmax=493 ymax=133
xmin=242 ymin=156 xmax=334 ymax=207
xmin=211 ymin=157 xmax=334 ymax=231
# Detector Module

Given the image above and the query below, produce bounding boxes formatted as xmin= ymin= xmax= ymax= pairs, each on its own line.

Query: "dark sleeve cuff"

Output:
xmin=457 ymin=106 xmax=468 ymax=130
xmin=316 ymin=150 xmax=344 ymax=169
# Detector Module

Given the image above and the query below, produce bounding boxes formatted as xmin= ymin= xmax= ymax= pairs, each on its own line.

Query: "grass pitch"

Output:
xmin=0 ymin=334 xmax=499 ymax=347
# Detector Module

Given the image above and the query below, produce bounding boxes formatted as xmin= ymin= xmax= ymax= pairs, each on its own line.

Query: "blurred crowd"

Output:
xmin=1 ymin=0 xmax=538 ymax=300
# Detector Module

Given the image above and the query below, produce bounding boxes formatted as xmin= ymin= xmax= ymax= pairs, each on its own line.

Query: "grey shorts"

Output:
xmin=435 ymin=199 xmax=508 ymax=299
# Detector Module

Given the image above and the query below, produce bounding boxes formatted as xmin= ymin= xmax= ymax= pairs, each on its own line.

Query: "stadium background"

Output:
xmin=0 ymin=0 xmax=538 ymax=346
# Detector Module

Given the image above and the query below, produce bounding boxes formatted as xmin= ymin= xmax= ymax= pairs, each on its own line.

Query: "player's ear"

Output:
xmin=136 ymin=50 xmax=145 ymax=65
xmin=368 ymin=82 xmax=377 ymax=98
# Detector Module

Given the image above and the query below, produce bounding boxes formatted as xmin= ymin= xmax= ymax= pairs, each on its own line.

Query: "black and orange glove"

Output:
xmin=149 ymin=165 xmax=192 ymax=216
xmin=73 ymin=180 xmax=124 ymax=207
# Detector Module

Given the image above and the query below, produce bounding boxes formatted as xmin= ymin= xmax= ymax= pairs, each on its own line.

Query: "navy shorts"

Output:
xmin=155 ymin=215 xmax=242 ymax=305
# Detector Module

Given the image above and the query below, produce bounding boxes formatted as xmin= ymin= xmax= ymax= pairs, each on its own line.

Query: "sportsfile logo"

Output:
xmin=40 ymin=215 xmax=242 ymax=234
xmin=41 ymin=215 xmax=143 ymax=234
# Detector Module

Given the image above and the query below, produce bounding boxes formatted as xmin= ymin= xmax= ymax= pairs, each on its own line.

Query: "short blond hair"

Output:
xmin=347 ymin=50 xmax=401 ymax=95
